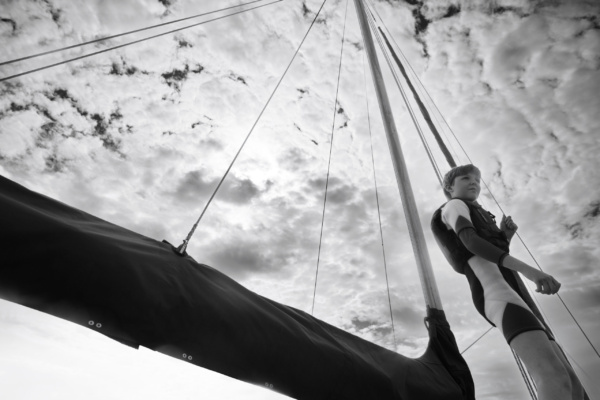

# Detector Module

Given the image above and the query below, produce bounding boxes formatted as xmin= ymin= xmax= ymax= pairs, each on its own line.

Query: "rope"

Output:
xmin=512 ymin=349 xmax=538 ymax=400
xmin=362 ymin=51 xmax=397 ymax=348
xmin=365 ymin=0 xmax=464 ymax=166
xmin=364 ymin=6 xmax=443 ymax=185
xmin=177 ymin=0 xmax=330 ymax=255
xmin=0 ymin=0 xmax=267 ymax=67
xmin=312 ymin=0 xmax=349 ymax=315
xmin=377 ymin=26 xmax=456 ymax=169
xmin=371 ymin=8 xmax=444 ymax=185
xmin=460 ymin=326 xmax=493 ymax=355
xmin=0 ymin=0 xmax=284 ymax=83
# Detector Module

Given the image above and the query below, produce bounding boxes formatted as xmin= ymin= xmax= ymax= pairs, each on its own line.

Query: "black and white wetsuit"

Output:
xmin=431 ymin=199 xmax=553 ymax=344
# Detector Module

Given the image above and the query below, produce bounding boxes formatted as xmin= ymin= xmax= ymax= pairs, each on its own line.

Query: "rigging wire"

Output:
xmin=361 ymin=51 xmax=397 ymax=348
xmin=0 ymin=0 xmax=268 ymax=67
xmin=366 ymin=0 xmax=600 ymax=364
xmin=312 ymin=0 xmax=350 ymax=316
xmin=366 ymin=8 xmax=444 ymax=185
xmin=368 ymin=9 xmax=474 ymax=183
xmin=176 ymin=0 xmax=331 ymax=254
xmin=364 ymin=0 xmax=464 ymax=166
xmin=376 ymin=26 xmax=456 ymax=169
xmin=364 ymin=7 xmax=443 ymax=185
xmin=0 ymin=0 xmax=284 ymax=83
xmin=460 ymin=326 xmax=493 ymax=355
xmin=512 ymin=348 xmax=539 ymax=400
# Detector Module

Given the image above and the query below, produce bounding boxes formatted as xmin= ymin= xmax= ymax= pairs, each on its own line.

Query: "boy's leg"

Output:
xmin=510 ymin=330 xmax=572 ymax=400
xmin=550 ymin=341 xmax=585 ymax=400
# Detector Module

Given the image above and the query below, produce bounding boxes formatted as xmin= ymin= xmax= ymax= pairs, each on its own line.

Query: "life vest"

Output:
xmin=430 ymin=200 xmax=509 ymax=274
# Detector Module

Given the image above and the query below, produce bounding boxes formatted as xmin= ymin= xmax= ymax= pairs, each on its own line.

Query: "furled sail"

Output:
xmin=0 ymin=175 xmax=473 ymax=399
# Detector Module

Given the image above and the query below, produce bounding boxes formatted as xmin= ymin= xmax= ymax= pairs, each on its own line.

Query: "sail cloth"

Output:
xmin=0 ymin=175 xmax=474 ymax=400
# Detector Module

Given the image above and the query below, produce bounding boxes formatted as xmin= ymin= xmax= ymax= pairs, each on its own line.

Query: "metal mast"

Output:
xmin=353 ymin=0 xmax=442 ymax=310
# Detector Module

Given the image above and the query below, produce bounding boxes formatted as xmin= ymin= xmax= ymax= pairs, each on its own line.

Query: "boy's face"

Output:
xmin=447 ymin=172 xmax=480 ymax=201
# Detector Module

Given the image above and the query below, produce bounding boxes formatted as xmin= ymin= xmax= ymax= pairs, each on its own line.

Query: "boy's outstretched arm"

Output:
xmin=457 ymin=228 xmax=561 ymax=295
xmin=502 ymin=255 xmax=561 ymax=295
xmin=443 ymin=200 xmax=560 ymax=295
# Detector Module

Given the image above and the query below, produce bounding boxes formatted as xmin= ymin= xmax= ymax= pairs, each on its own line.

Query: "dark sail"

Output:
xmin=0 ymin=175 xmax=473 ymax=400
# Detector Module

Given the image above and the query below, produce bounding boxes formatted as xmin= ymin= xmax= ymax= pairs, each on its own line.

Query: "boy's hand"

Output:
xmin=524 ymin=269 xmax=561 ymax=295
xmin=501 ymin=215 xmax=518 ymax=240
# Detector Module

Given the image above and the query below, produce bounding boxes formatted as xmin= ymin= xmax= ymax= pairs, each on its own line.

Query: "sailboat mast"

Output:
xmin=354 ymin=0 xmax=442 ymax=310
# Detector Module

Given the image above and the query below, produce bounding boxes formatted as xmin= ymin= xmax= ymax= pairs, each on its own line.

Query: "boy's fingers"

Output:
xmin=535 ymin=281 xmax=543 ymax=293
xmin=540 ymin=277 xmax=560 ymax=294
xmin=536 ymin=278 xmax=550 ymax=294
xmin=506 ymin=216 xmax=517 ymax=230
xmin=541 ymin=281 xmax=550 ymax=294
xmin=551 ymin=278 xmax=561 ymax=294
xmin=501 ymin=215 xmax=518 ymax=231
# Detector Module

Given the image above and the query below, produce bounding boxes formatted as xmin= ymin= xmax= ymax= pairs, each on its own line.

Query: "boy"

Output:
xmin=430 ymin=164 xmax=584 ymax=400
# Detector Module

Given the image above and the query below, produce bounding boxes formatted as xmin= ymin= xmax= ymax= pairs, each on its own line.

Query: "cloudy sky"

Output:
xmin=1 ymin=0 xmax=599 ymax=398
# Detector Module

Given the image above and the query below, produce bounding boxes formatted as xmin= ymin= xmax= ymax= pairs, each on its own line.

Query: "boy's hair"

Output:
xmin=442 ymin=164 xmax=481 ymax=199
